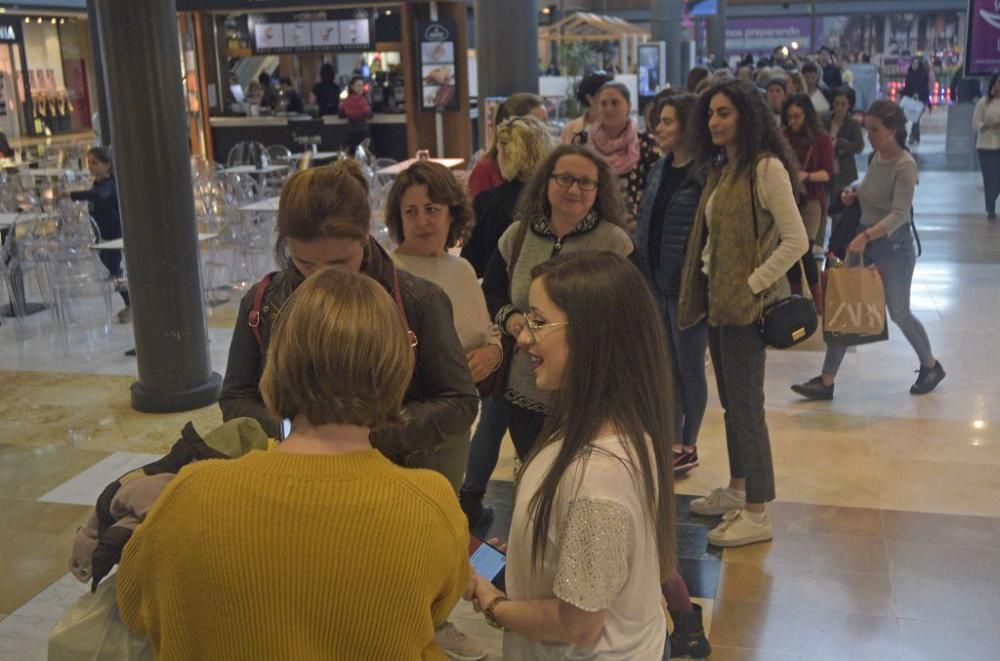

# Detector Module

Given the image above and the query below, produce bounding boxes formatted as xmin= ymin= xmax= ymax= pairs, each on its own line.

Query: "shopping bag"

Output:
xmin=48 ymin=574 xmax=153 ymax=661
xmin=899 ymin=96 xmax=925 ymax=124
xmin=823 ymin=264 xmax=889 ymax=347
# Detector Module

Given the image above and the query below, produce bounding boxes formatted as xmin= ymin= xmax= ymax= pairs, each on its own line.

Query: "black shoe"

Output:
xmin=910 ymin=361 xmax=945 ymax=395
xmin=669 ymin=603 xmax=712 ymax=659
xmin=459 ymin=489 xmax=494 ymax=538
xmin=988 ymin=213 xmax=997 ymax=222
xmin=791 ymin=376 xmax=834 ymax=400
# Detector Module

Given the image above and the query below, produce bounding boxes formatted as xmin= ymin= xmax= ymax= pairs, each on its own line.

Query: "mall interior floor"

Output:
xmin=1 ymin=111 xmax=999 ymax=660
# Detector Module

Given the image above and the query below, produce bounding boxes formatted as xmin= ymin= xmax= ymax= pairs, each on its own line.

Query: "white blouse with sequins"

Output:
xmin=502 ymin=434 xmax=667 ymax=660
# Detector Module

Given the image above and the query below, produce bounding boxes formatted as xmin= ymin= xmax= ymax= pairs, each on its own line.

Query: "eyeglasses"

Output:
xmin=523 ymin=316 xmax=569 ymax=344
xmin=550 ymin=173 xmax=598 ymax=192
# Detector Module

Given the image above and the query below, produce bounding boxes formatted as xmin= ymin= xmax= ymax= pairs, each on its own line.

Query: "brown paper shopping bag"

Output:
xmin=823 ymin=265 xmax=888 ymax=346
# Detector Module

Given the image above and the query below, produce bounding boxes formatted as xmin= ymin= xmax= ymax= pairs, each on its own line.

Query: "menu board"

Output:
xmin=417 ymin=19 xmax=458 ymax=112
xmin=248 ymin=11 xmax=372 ymax=54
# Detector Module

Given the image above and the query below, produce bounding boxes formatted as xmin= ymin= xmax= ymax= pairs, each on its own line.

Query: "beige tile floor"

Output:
xmin=1 ymin=110 xmax=999 ymax=659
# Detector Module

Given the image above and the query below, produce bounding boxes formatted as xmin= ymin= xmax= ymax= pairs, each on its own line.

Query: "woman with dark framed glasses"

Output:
xmin=482 ymin=144 xmax=633 ymax=459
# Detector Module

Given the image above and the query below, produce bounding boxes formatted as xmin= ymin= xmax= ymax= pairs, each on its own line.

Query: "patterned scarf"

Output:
xmin=588 ymin=119 xmax=641 ymax=175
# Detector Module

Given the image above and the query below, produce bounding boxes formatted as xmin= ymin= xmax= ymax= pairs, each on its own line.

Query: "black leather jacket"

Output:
xmin=219 ymin=238 xmax=479 ymax=464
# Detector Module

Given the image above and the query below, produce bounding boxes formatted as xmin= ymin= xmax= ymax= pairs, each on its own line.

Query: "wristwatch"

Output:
xmin=484 ymin=595 xmax=509 ymax=630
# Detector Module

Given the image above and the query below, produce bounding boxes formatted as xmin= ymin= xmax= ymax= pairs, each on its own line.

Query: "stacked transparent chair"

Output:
xmin=42 ymin=201 xmax=115 ymax=355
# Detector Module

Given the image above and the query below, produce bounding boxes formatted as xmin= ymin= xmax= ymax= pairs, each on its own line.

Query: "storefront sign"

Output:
xmin=416 ymin=19 xmax=458 ymax=112
xmin=725 ymin=17 xmax=812 ymax=55
xmin=247 ymin=9 xmax=372 ymax=54
xmin=966 ymin=0 xmax=1000 ymax=76
xmin=0 ymin=20 xmax=23 ymax=44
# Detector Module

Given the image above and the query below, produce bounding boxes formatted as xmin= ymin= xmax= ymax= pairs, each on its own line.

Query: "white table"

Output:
xmin=221 ymin=165 xmax=289 ymax=176
xmin=25 ymin=168 xmax=86 ymax=179
xmin=92 ymin=233 xmax=218 ymax=251
xmin=376 ymin=158 xmax=465 ymax=176
xmin=0 ymin=211 xmax=48 ymax=230
xmin=290 ymin=151 xmax=340 ymax=162
xmin=238 ymin=197 xmax=280 ymax=213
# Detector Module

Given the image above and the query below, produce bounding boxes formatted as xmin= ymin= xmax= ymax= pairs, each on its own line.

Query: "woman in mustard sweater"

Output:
xmin=117 ymin=268 xmax=471 ymax=660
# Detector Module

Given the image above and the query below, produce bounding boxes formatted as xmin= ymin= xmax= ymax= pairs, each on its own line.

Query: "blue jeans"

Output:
xmin=822 ymin=227 xmax=934 ymax=376
xmin=460 ymin=397 xmax=509 ymax=495
xmin=664 ymin=298 xmax=709 ymax=447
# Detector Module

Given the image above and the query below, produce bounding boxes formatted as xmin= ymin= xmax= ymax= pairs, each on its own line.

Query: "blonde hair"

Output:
xmin=260 ymin=268 xmax=413 ymax=428
xmin=275 ymin=159 xmax=370 ymax=263
xmin=495 ymin=115 xmax=552 ymax=182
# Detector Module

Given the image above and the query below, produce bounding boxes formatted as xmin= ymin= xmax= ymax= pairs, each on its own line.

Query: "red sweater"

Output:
xmin=339 ymin=93 xmax=372 ymax=123
xmin=467 ymin=155 xmax=504 ymax=200
xmin=785 ymin=129 xmax=834 ymax=204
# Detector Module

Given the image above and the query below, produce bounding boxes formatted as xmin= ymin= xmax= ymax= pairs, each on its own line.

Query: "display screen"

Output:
xmin=248 ymin=11 xmax=372 ymax=54
xmin=470 ymin=542 xmax=506 ymax=583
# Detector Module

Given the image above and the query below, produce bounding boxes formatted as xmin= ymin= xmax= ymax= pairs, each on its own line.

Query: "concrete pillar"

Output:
xmin=474 ymin=0 xmax=539 ymax=147
xmin=651 ymin=0 xmax=683 ymax=89
xmin=94 ymin=0 xmax=221 ymax=412
xmin=708 ymin=0 xmax=727 ymax=65
xmin=85 ymin=0 xmax=111 ymax=145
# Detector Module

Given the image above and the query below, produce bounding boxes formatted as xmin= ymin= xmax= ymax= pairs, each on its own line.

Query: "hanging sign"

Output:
xmin=417 ymin=19 xmax=458 ymax=112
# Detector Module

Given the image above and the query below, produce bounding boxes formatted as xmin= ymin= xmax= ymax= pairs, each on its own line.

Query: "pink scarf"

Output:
xmin=588 ymin=119 xmax=641 ymax=175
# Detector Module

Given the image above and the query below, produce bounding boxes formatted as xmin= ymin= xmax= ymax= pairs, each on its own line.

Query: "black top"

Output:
xmin=648 ymin=160 xmax=692 ymax=275
xmin=70 ymin=177 xmax=121 ymax=242
xmin=823 ymin=63 xmax=843 ymax=91
xmin=284 ymin=90 xmax=304 ymax=114
xmin=312 ymin=80 xmax=342 ymax=116
xmin=461 ymin=179 xmax=524 ymax=278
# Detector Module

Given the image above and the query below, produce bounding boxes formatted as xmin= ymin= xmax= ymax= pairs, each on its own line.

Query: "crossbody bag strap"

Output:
xmin=752 ymin=168 xmax=813 ymax=300
xmin=248 ymin=271 xmax=276 ymax=349
xmin=391 ymin=267 xmax=419 ymax=369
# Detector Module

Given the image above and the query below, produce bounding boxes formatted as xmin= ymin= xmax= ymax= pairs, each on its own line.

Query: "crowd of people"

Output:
xmin=114 ymin=47 xmax=952 ymax=660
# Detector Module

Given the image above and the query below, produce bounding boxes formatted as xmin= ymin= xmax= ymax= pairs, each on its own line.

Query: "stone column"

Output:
xmin=651 ymin=0 xmax=684 ymax=89
xmin=85 ymin=0 xmax=112 ymax=145
xmin=474 ymin=0 xmax=539 ymax=145
xmin=94 ymin=0 xmax=221 ymax=412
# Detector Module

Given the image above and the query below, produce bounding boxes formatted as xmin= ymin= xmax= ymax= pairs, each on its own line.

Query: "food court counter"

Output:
xmin=210 ymin=114 xmax=408 ymax=162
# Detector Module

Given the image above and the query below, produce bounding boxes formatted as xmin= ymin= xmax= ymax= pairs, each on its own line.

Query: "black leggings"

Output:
xmin=99 ymin=249 xmax=130 ymax=306
xmin=503 ymin=400 xmax=546 ymax=460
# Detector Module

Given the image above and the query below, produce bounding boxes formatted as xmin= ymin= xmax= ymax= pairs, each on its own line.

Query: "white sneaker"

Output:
xmin=434 ymin=620 xmax=486 ymax=660
xmin=707 ymin=509 xmax=774 ymax=547
xmin=690 ymin=487 xmax=745 ymax=516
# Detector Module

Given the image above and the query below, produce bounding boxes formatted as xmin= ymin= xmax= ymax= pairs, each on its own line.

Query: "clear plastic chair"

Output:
xmin=42 ymin=205 xmax=115 ymax=355
xmin=225 ymin=141 xmax=267 ymax=168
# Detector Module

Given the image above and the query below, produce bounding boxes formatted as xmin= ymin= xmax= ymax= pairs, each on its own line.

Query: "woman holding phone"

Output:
xmin=467 ymin=251 xmax=676 ymax=659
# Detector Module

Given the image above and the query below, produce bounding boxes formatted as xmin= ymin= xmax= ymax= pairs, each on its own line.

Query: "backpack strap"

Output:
xmin=248 ymin=272 xmax=276 ymax=349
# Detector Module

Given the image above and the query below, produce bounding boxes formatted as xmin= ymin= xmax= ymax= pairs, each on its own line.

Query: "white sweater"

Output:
xmin=974 ymin=97 xmax=1000 ymax=150
xmin=392 ymin=252 xmax=500 ymax=352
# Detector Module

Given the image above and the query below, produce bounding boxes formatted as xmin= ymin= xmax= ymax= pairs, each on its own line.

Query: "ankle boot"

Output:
xmin=669 ymin=603 xmax=711 ymax=658
xmin=458 ymin=489 xmax=494 ymax=538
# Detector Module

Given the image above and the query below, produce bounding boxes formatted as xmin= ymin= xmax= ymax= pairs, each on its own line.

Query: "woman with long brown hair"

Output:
xmin=792 ymin=100 xmax=944 ymax=399
xmin=679 ymin=79 xmax=809 ymax=547
xmin=468 ymin=251 xmax=676 ymax=659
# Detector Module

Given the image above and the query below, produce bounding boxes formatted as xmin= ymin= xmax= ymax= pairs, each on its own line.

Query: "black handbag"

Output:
xmin=751 ymin=177 xmax=818 ymax=349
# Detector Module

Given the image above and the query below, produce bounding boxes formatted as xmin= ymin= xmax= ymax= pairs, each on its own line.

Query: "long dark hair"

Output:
xmin=522 ymin=251 xmax=677 ymax=580
xmin=693 ymin=79 xmax=800 ymax=185
xmin=988 ymin=71 xmax=1000 ymax=101
xmin=513 ymin=144 xmax=627 ymax=229
xmin=782 ymin=92 xmax=821 ymax=138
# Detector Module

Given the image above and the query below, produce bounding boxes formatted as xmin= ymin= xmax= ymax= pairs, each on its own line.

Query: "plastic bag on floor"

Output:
xmin=48 ymin=574 xmax=153 ymax=661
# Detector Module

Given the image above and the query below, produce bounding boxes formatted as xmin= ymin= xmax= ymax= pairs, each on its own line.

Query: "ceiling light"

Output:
xmin=384 ymin=9 xmax=391 ymax=15
xmin=51 ymin=18 xmax=57 ymax=24
xmin=37 ymin=17 xmax=43 ymax=24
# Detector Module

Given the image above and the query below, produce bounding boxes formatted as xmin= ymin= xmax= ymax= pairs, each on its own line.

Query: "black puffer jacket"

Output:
xmin=461 ymin=179 xmax=524 ymax=278
xmin=633 ymin=155 xmax=703 ymax=300
xmin=219 ymin=238 xmax=479 ymax=466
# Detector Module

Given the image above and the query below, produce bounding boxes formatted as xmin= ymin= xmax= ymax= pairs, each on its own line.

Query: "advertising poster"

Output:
xmin=254 ymin=23 xmax=284 ymax=50
xmin=966 ymin=0 xmax=1000 ymax=76
xmin=417 ymin=19 xmax=458 ymax=111
xmin=282 ymin=23 xmax=311 ymax=49
xmin=248 ymin=11 xmax=371 ymax=54
xmin=311 ymin=21 xmax=339 ymax=47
